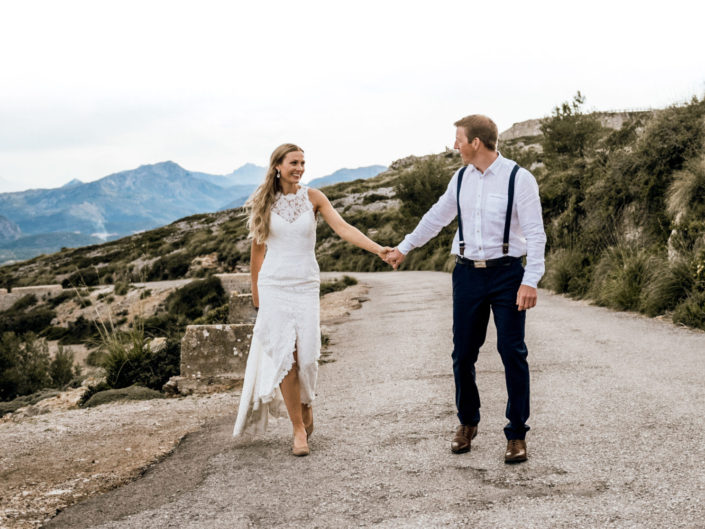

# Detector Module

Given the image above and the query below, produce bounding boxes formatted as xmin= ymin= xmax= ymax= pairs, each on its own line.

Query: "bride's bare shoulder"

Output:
xmin=306 ymin=187 xmax=328 ymax=205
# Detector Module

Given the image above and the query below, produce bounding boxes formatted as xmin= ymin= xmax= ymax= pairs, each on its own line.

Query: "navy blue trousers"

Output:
xmin=452 ymin=259 xmax=530 ymax=440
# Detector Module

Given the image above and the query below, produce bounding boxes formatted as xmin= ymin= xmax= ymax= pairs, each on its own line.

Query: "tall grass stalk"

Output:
xmin=590 ymin=243 xmax=656 ymax=311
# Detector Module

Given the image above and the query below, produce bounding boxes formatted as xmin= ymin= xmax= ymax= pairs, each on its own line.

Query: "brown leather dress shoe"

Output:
xmin=451 ymin=425 xmax=478 ymax=454
xmin=504 ymin=439 xmax=527 ymax=463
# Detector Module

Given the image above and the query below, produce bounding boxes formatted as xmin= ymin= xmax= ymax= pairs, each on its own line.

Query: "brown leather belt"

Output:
xmin=455 ymin=255 xmax=520 ymax=269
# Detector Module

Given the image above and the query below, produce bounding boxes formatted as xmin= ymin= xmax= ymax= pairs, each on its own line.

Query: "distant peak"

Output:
xmin=133 ymin=161 xmax=183 ymax=171
xmin=231 ymin=162 xmax=265 ymax=172
xmin=62 ymin=178 xmax=83 ymax=188
xmin=151 ymin=161 xmax=181 ymax=168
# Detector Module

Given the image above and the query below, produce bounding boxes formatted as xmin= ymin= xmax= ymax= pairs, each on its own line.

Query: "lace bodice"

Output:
xmin=258 ymin=184 xmax=319 ymax=291
xmin=271 ymin=186 xmax=313 ymax=223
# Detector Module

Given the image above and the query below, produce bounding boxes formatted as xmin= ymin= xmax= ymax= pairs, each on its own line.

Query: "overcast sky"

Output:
xmin=1 ymin=0 xmax=703 ymax=192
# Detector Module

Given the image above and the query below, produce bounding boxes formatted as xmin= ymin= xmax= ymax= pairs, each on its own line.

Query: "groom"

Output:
xmin=385 ymin=115 xmax=546 ymax=463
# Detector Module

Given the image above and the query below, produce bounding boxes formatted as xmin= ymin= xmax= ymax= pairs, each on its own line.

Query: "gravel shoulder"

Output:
xmin=0 ymin=282 xmax=369 ymax=529
xmin=6 ymin=271 xmax=705 ymax=529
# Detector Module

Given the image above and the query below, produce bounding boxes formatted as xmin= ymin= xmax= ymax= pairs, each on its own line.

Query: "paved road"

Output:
xmin=45 ymin=271 xmax=705 ymax=528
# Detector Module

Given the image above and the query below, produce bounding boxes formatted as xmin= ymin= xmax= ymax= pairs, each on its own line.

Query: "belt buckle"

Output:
xmin=474 ymin=260 xmax=487 ymax=269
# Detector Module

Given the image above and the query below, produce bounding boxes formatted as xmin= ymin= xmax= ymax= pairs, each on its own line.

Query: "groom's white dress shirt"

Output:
xmin=397 ymin=154 xmax=547 ymax=288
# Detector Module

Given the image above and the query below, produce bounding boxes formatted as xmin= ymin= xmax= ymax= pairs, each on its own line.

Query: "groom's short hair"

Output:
xmin=454 ymin=114 xmax=498 ymax=151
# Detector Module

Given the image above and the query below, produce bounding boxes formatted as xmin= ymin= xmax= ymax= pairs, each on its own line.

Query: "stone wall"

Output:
xmin=0 ymin=285 xmax=64 ymax=311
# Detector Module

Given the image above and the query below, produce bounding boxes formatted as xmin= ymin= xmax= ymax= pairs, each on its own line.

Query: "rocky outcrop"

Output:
xmin=499 ymin=111 xmax=652 ymax=142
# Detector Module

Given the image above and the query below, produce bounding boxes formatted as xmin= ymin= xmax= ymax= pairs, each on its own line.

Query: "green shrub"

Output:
xmin=641 ymin=257 xmax=695 ymax=316
xmin=96 ymin=319 xmax=181 ymax=391
xmin=61 ymin=267 xmax=100 ymax=288
xmin=320 ymin=275 xmax=358 ymax=296
xmin=50 ymin=346 xmax=81 ymax=388
xmin=543 ymin=249 xmax=593 ymax=297
xmin=99 ymin=322 xmax=151 ymax=389
xmin=667 ymin=158 xmax=705 ymax=251
xmin=114 ymin=281 xmax=130 ymax=296
xmin=86 ymin=348 xmax=107 ymax=367
xmin=46 ymin=290 xmax=77 ymax=308
xmin=395 ymin=157 xmax=456 ymax=230
xmin=590 ymin=243 xmax=656 ymax=312
xmin=166 ymin=277 xmax=226 ymax=320
xmin=362 ymin=193 xmax=389 ymax=205
xmin=82 ymin=385 xmax=165 ymax=407
xmin=0 ymin=306 xmax=57 ymax=335
xmin=146 ymin=252 xmax=192 ymax=281
xmin=42 ymin=325 xmax=69 ymax=341
xmin=540 ymin=92 xmax=604 ymax=169
xmin=0 ymin=332 xmax=52 ymax=401
xmin=9 ymin=294 xmax=38 ymax=312
xmin=672 ymin=291 xmax=705 ymax=330
xmin=192 ymin=304 xmax=229 ymax=325
xmin=58 ymin=316 xmax=100 ymax=345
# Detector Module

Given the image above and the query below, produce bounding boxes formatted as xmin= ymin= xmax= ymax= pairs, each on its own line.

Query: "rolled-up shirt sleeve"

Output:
xmin=515 ymin=169 xmax=546 ymax=288
xmin=397 ymin=171 xmax=459 ymax=255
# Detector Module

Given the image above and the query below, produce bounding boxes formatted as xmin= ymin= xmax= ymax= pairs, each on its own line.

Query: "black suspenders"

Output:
xmin=456 ymin=164 xmax=520 ymax=257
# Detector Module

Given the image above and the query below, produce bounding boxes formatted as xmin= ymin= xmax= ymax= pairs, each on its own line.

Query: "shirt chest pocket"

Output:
xmin=486 ymin=193 xmax=509 ymax=215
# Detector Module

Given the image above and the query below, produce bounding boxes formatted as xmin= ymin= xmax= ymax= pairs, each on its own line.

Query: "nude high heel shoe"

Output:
xmin=292 ymin=437 xmax=309 ymax=457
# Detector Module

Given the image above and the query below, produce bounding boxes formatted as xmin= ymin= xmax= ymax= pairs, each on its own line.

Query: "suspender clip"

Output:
xmin=502 ymin=243 xmax=509 ymax=255
xmin=459 ymin=241 xmax=465 ymax=256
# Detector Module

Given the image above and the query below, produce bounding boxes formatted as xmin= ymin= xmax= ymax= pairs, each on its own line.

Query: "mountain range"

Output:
xmin=0 ymin=162 xmax=387 ymax=264
xmin=307 ymin=166 xmax=388 ymax=188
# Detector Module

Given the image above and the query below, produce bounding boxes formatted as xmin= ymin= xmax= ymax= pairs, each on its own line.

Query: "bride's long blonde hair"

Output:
xmin=246 ymin=143 xmax=304 ymax=244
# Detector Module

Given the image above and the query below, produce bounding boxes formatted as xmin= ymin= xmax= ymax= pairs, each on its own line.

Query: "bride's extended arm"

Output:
xmin=308 ymin=188 xmax=388 ymax=258
xmin=250 ymin=240 xmax=266 ymax=308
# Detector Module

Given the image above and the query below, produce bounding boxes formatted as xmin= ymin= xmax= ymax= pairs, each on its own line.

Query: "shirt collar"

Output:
xmin=483 ymin=152 xmax=504 ymax=176
xmin=469 ymin=152 xmax=504 ymax=177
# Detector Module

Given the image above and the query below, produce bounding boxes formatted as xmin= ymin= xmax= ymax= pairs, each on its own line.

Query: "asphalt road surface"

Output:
xmin=44 ymin=271 xmax=705 ymax=529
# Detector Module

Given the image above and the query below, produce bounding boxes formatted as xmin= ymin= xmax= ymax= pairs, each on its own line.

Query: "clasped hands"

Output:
xmin=377 ymin=247 xmax=405 ymax=270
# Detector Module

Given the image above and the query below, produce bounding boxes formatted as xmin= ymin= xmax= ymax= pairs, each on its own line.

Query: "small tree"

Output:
xmin=0 ymin=332 xmax=52 ymax=401
xmin=50 ymin=346 xmax=81 ymax=388
xmin=540 ymin=91 xmax=603 ymax=169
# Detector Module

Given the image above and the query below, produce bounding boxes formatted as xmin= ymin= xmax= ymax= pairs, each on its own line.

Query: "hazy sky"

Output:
xmin=1 ymin=0 xmax=703 ymax=192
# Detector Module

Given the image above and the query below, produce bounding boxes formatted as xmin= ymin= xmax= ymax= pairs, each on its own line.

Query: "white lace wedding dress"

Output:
xmin=233 ymin=186 xmax=321 ymax=437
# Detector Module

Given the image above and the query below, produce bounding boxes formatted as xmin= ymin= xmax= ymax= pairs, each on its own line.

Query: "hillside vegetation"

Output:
xmin=2 ymin=93 xmax=704 ymax=326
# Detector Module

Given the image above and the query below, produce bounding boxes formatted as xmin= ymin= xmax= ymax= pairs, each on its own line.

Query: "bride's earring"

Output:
xmin=276 ymin=170 xmax=281 ymax=179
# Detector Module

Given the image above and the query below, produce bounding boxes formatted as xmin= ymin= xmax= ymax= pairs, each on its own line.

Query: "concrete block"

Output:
xmin=180 ymin=324 xmax=253 ymax=379
xmin=228 ymin=293 xmax=257 ymax=324
xmin=215 ymin=273 xmax=251 ymax=294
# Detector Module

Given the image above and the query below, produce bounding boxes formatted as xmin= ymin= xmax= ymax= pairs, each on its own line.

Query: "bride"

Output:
xmin=232 ymin=143 xmax=390 ymax=456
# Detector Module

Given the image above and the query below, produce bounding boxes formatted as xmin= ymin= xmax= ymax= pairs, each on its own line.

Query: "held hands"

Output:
xmin=377 ymin=246 xmax=394 ymax=261
xmin=375 ymin=246 xmax=404 ymax=269
xmin=383 ymin=247 xmax=405 ymax=270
